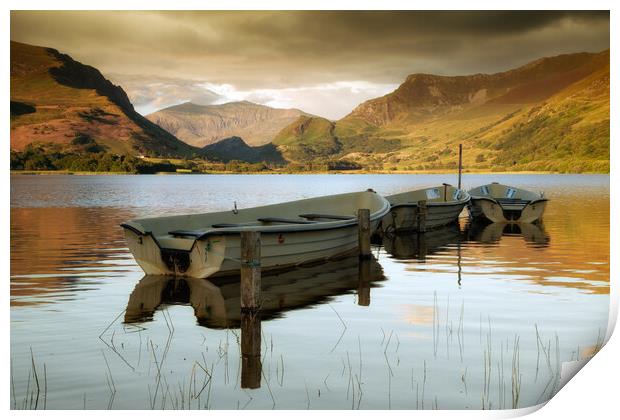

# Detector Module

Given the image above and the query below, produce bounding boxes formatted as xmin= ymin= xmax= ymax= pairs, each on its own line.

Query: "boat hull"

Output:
xmin=469 ymin=197 xmax=547 ymax=223
xmin=122 ymin=190 xmax=389 ymax=278
xmin=383 ymin=201 xmax=467 ymax=233
xmin=379 ymin=185 xmax=470 ymax=233
xmin=123 ymin=221 xmax=380 ymax=278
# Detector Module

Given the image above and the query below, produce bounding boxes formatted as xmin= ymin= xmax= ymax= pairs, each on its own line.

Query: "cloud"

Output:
xmin=106 ymin=74 xmax=223 ymax=115
xmin=196 ymin=80 xmax=399 ymax=119
xmin=10 ymin=11 xmax=609 ymax=118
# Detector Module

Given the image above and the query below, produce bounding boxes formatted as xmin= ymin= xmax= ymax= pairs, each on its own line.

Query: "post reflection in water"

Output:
xmin=382 ymin=224 xmax=463 ymax=261
xmin=240 ymin=310 xmax=262 ymax=389
xmin=381 ymin=220 xmax=551 ymax=289
xmin=123 ymin=255 xmax=385 ymax=389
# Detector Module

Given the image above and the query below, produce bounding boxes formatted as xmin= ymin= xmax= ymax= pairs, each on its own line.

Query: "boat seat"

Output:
xmin=257 ymin=217 xmax=317 ymax=224
xmin=169 ymin=222 xmax=253 ymax=236
xmin=299 ymin=213 xmax=355 ymax=220
xmin=168 ymin=229 xmax=208 ymax=237
xmin=496 ymin=198 xmax=531 ymax=205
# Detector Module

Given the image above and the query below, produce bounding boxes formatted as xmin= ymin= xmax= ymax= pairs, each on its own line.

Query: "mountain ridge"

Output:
xmin=10 ymin=41 xmax=196 ymax=157
xmin=147 ymin=100 xmax=309 ymax=147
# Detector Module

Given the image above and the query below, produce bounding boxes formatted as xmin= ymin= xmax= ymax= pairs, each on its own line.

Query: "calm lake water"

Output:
xmin=10 ymin=174 xmax=609 ymax=409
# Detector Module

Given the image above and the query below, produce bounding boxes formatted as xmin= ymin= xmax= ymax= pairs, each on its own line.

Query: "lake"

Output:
xmin=10 ymin=173 xmax=609 ymax=409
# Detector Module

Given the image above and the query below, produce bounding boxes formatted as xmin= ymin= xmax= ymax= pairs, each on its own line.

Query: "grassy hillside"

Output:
xmin=329 ymin=50 xmax=610 ymax=172
xmin=10 ymin=41 xmax=197 ymax=158
xmin=272 ymin=116 xmax=341 ymax=162
xmin=200 ymin=136 xmax=284 ymax=163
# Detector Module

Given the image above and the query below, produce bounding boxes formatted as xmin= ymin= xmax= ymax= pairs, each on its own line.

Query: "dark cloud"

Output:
xmin=10 ymin=11 xmax=609 ymax=118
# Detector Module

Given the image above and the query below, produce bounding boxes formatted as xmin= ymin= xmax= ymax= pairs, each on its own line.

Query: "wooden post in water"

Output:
xmin=417 ymin=232 xmax=428 ymax=261
xmin=458 ymin=143 xmax=463 ymax=190
xmin=357 ymin=208 xmax=371 ymax=259
xmin=357 ymin=258 xmax=371 ymax=306
xmin=240 ymin=311 xmax=262 ymax=389
xmin=240 ymin=231 xmax=261 ymax=310
xmin=417 ymin=200 xmax=427 ymax=233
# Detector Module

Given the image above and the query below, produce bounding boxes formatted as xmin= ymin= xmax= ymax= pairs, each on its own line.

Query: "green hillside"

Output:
xmin=272 ymin=116 xmax=341 ymax=162
xmin=329 ymin=50 xmax=610 ymax=172
xmin=10 ymin=41 xmax=197 ymax=158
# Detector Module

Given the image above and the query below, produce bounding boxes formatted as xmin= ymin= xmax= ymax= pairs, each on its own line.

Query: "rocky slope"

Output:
xmin=147 ymin=101 xmax=307 ymax=147
xmin=10 ymin=41 xmax=196 ymax=157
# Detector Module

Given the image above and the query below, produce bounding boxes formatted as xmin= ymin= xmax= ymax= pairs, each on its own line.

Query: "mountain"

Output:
xmin=272 ymin=115 xmax=341 ymax=162
xmin=10 ymin=41 xmax=196 ymax=157
xmin=333 ymin=50 xmax=609 ymax=172
xmin=147 ymin=101 xmax=308 ymax=147
xmin=200 ymin=136 xmax=284 ymax=164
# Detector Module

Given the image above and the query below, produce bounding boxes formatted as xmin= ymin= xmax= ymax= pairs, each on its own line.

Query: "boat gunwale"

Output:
xmin=121 ymin=190 xmax=391 ymax=254
xmin=386 ymin=185 xmax=471 ymax=209
xmin=469 ymin=195 xmax=549 ymax=206
xmin=389 ymin=196 xmax=471 ymax=209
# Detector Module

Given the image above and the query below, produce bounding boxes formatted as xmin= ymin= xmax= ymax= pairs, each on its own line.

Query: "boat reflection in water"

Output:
xmin=124 ymin=255 xmax=385 ymax=388
xmin=466 ymin=221 xmax=550 ymax=247
xmin=382 ymin=224 xmax=463 ymax=261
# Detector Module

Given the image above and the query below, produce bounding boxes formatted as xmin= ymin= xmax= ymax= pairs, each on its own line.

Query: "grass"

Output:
xmin=12 ymin=314 xmax=584 ymax=410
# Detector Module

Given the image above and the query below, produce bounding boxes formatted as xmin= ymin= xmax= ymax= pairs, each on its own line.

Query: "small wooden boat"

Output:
xmin=380 ymin=184 xmax=470 ymax=233
xmin=468 ymin=183 xmax=548 ymax=223
xmin=121 ymin=190 xmax=390 ymax=278
xmin=124 ymin=255 xmax=385 ymax=328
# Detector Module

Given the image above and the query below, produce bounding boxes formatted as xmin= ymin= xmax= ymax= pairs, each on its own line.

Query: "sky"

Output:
xmin=10 ymin=11 xmax=610 ymax=119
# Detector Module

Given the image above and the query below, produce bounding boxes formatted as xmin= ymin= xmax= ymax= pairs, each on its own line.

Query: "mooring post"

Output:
xmin=417 ymin=232 xmax=428 ymax=261
xmin=240 ymin=231 xmax=261 ymax=310
xmin=357 ymin=257 xmax=371 ymax=306
xmin=240 ymin=311 xmax=262 ymax=389
xmin=357 ymin=208 xmax=371 ymax=259
xmin=458 ymin=143 xmax=463 ymax=190
xmin=417 ymin=200 xmax=427 ymax=232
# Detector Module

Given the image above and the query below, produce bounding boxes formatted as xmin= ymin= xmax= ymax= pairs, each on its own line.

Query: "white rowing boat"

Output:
xmin=121 ymin=190 xmax=390 ymax=278
xmin=380 ymin=184 xmax=470 ymax=233
xmin=468 ymin=183 xmax=548 ymax=223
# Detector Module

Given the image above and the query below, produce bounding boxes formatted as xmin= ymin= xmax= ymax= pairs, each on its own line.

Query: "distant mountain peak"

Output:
xmin=147 ymin=100 xmax=310 ymax=147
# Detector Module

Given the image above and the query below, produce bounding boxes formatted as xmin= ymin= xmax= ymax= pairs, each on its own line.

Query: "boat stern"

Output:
xmin=121 ymin=223 xmax=227 ymax=278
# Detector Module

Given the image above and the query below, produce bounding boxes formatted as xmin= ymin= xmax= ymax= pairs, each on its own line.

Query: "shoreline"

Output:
xmin=10 ymin=169 xmax=609 ymax=176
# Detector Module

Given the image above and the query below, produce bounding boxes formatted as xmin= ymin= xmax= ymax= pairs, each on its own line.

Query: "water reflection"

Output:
xmin=466 ymin=221 xmax=550 ymax=247
xmin=10 ymin=175 xmax=609 ymax=409
xmin=240 ymin=311 xmax=262 ymax=389
xmin=125 ymin=256 xmax=385 ymax=328
xmin=124 ymin=255 xmax=384 ymax=389
xmin=10 ymin=207 xmax=137 ymax=306
xmin=383 ymin=224 xmax=462 ymax=260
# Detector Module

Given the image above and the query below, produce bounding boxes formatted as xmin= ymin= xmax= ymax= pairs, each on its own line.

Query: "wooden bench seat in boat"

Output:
xmin=257 ymin=217 xmax=318 ymax=224
xmin=169 ymin=223 xmax=249 ymax=236
xmin=299 ymin=213 xmax=355 ymax=220
xmin=496 ymin=198 xmax=531 ymax=206
xmin=168 ymin=229 xmax=211 ymax=237
xmin=168 ymin=218 xmax=316 ymax=237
